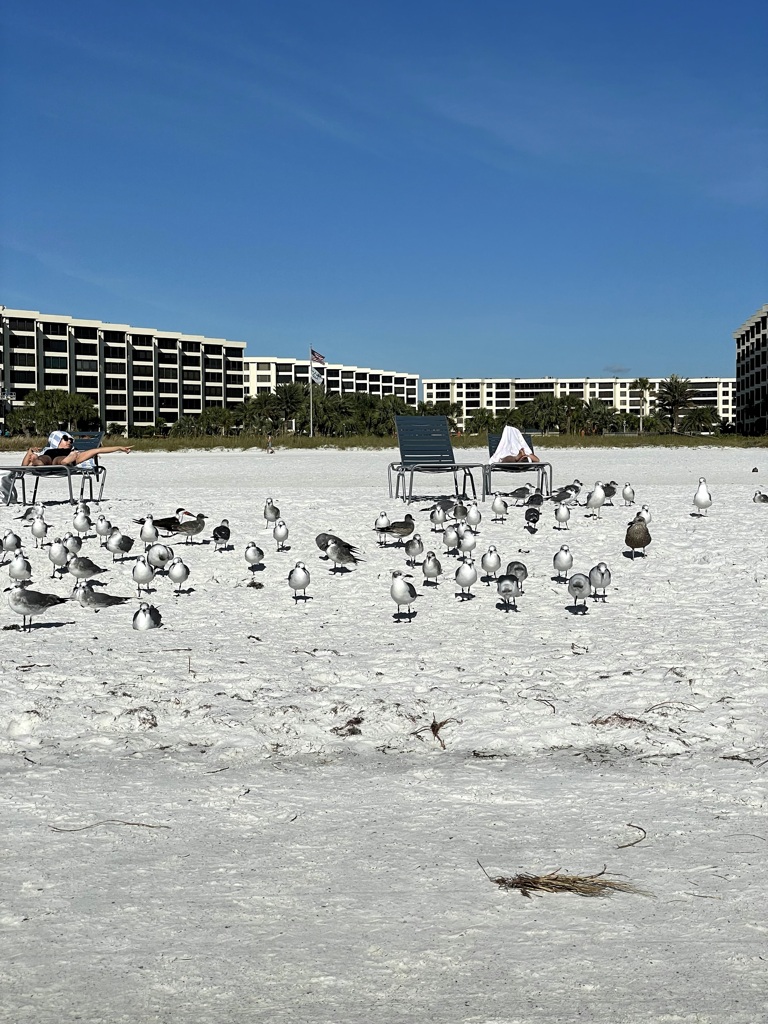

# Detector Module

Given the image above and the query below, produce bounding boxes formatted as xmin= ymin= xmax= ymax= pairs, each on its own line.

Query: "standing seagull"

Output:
xmin=133 ymin=602 xmax=162 ymax=630
xmin=326 ymin=540 xmax=363 ymax=572
xmin=481 ymin=545 xmax=501 ymax=584
xmin=455 ymin=559 xmax=478 ymax=599
xmin=61 ymin=533 xmax=82 ymax=556
xmin=429 ymin=506 xmax=447 ymax=532
xmin=554 ymin=503 xmax=570 ymax=530
xmin=442 ymin=524 xmax=459 ymax=555
xmin=465 ymin=502 xmax=482 ymax=533
xmin=95 ymin=514 xmax=113 ymax=546
xmin=567 ymin=573 xmax=591 ymax=612
xmin=167 ymin=556 xmax=191 ymax=595
xmin=603 ymin=481 xmax=618 ymax=506
xmin=132 ymin=555 xmax=156 ymax=596
xmin=390 ymin=570 xmax=417 ymax=622
xmin=374 ymin=512 xmax=391 ymax=545
xmin=68 ymin=555 xmax=108 ymax=581
xmin=134 ymin=509 xmax=190 ymax=533
xmin=525 ymin=507 xmax=541 ymax=532
xmin=2 ymin=530 xmax=22 ymax=555
xmin=244 ymin=542 xmax=264 ymax=574
xmin=8 ymin=552 xmax=33 ymax=582
xmin=638 ymin=504 xmax=652 ymax=525
xmin=264 ymin=498 xmax=280 ymax=530
xmin=491 ymin=493 xmax=508 ymax=523
xmin=496 ymin=574 xmax=521 ymax=611
xmin=622 ymin=483 xmax=635 ymax=506
xmin=625 ymin=514 xmax=651 ymax=559
xmin=288 ymin=561 xmax=310 ymax=601
xmin=509 ymin=483 xmax=534 ymax=506
xmin=31 ymin=514 xmax=50 ymax=549
xmin=139 ymin=515 xmax=159 ymax=551
xmin=585 ymin=482 xmax=606 ymax=518
xmin=47 ymin=539 xmax=70 ymax=578
xmin=589 ymin=562 xmax=612 ymax=601
xmin=693 ymin=477 xmax=712 ymax=516
xmin=106 ymin=527 xmax=135 ymax=562
xmin=212 ymin=519 xmax=231 ymax=552
xmin=146 ymin=543 xmax=175 ymax=571
xmin=273 ymin=519 xmax=289 ymax=552
xmin=404 ymin=533 xmax=424 ymax=567
xmin=553 ymin=545 xmax=573 ymax=582
xmin=421 ymin=551 xmax=442 ymax=586
xmin=6 ymin=580 xmax=68 ymax=631
xmin=71 ymin=580 xmax=131 ymax=612
xmin=506 ymin=561 xmax=528 ymax=593
xmin=72 ymin=508 xmax=92 ymax=538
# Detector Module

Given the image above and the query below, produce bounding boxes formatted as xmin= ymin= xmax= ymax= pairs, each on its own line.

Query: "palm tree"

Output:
xmin=630 ymin=377 xmax=655 ymax=433
xmin=656 ymin=375 xmax=698 ymax=432
xmin=557 ymin=395 xmax=586 ymax=435
xmin=680 ymin=405 xmax=717 ymax=435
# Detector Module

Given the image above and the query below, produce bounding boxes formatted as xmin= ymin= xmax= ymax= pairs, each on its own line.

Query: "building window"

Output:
xmin=75 ymin=342 xmax=98 ymax=356
xmin=44 ymin=356 xmax=68 ymax=369
xmin=74 ymin=326 xmax=98 ymax=340
xmin=76 ymin=359 xmax=98 ymax=372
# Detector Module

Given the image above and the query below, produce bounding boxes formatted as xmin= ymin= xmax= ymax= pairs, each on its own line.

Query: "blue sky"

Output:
xmin=1 ymin=0 xmax=765 ymax=380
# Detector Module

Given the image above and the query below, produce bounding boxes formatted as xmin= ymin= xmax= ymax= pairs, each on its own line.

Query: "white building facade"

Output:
xmin=0 ymin=308 xmax=246 ymax=429
xmin=422 ymin=376 xmax=736 ymax=428
xmin=734 ymin=304 xmax=768 ymax=434
xmin=245 ymin=357 xmax=419 ymax=406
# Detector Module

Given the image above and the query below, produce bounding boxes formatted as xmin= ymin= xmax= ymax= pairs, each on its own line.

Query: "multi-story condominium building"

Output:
xmin=734 ymin=304 xmax=768 ymax=434
xmin=245 ymin=357 xmax=419 ymax=406
xmin=422 ymin=376 xmax=736 ymax=429
xmin=0 ymin=308 xmax=245 ymax=430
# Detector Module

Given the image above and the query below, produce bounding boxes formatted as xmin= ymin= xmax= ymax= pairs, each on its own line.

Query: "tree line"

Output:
xmin=3 ymin=375 xmax=727 ymax=438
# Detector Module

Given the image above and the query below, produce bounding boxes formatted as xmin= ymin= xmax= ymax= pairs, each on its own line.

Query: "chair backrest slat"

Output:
xmin=395 ymin=416 xmax=457 ymax=467
xmin=70 ymin=430 xmax=103 ymax=452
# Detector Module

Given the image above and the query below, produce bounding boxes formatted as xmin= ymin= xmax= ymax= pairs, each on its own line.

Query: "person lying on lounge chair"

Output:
xmin=21 ymin=430 xmax=132 ymax=466
xmin=489 ymin=425 xmax=541 ymax=464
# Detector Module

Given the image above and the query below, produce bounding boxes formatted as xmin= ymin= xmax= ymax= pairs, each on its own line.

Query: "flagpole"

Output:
xmin=309 ymin=346 xmax=314 ymax=438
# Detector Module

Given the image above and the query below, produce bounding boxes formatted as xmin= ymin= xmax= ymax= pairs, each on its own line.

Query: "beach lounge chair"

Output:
xmin=0 ymin=430 xmax=109 ymax=506
xmin=389 ymin=416 xmax=485 ymax=504
xmin=483 ymin=431 xmax=553 ymax=499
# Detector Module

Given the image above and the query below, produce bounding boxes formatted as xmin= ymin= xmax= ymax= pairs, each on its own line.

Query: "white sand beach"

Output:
xmin=2 ymin=445 xmax=767 ymax=1023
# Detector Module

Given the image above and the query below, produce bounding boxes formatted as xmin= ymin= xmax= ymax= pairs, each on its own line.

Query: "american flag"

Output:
xmin=310 ymin=348 xmax=325 ymax=365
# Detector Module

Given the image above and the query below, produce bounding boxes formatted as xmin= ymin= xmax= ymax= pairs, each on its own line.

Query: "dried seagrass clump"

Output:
xmin=478 ymin=862 xmax=653 ymax=899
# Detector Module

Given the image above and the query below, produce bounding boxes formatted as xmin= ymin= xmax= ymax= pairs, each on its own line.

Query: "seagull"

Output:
xmin=61 ymin=533 xmax=82 ymax=555
xmin=622 ymin=483 xmax=635 ymax=506
xmin=47 ymin=539 xmax=70 ymax=578
xmin=273 ymin=519 xmax=289 ymax=551
xmin=421 ymin=550 xmax=442 ymax=586
xmin=376 ymin=515 xmax=415 ymax=546
xmin=451 ymin=500 xmax=468 ymax=522
xmin=72 ymin=509 xmax=92 ymax=538
xmin=526 ymin=490 xmax=545 ymax=509
xmin=75 ymin=500 xmax=91 ymax=517
xmin=589 ymin=562 xmax=612 ymax=600
xmin=491 ymin=493 xmax=508 ymax=523
xmin=442 ymin=525 xmax=459 ymax=555
xmin=553 ymin=545 xmax=573 ymax=581
xmin=95 ymin=515 xmax=113 ymax=546
xmin=8 ymin=552 xmax=32 ymax=582
xmin=132 ymin=556 xmax=156 ymax=595
xmin=71 ymin=579 xmax=131 ymax=612
xmin=68 ymin=555 xmax=108 ymax=580
xmin=496 ymin=574 xmax=521 ymax=611
xmin=554 ymin=503 xmax=570 ymax=530
xmin=167 ymin=556 xmax=191 ymax=595
xmin=326 ymin=539 xmax=363 ymax=572
xmin=316 ymin=533 xmax=360 ymax=558
xmin=625 ymin=514 xmax=651 ymax=559
xmin=390 ymin=570 xmax=417 ymax=622
xmin=585 ymin=482 xmax=606 ymax=518
xmin=244 ymin=542 xmax=264 ymax=574
xmin=481 ymin=545 xmax=501 ymax=584
xmin=465 ymin=502 xmax=482 ymax=533
xmin=455 ymin=558 xmax=478 ymax=599
xmin=2 ymin=530 xmax=22 ymax=554
xmin=172 ymin=513 xmax=207 ymax=544
xmin=15 ymin=503 xmax=43 ymax=523
xmin=31 ymin=515 xmax=49 ymax=548
xmin=753 ymin=491 xmax=768 ymax=504
xmin=146 ymin=543 xmax=175 ymax=570
xmin=6 ymin=580 xmax=68 ymax=631
xmin=264 ymin=498 xmax=280 ymax=529
xmin=134 ymin=509 xmax=191 ymax=533
xmin=693 ymin=477 xmax=712 ymax=516
xmin=139 ymin=515 xmax=159 ymax=550
xmin=550 ymin=485 xmax=579 ymax=505
xmin=133 ymin=602 xmax=162 ymax=630
xmin=404 ymin=533 xmax=424 ymax=567
xmin=458 ymin=529 xmax=477 ymax=560
xmin=603 ymin=481 xmax=618 ymax=506
xmin=429 ymin=506 xmax=447 ymax=532
xmin=212 ymin=519 xmax=231 ymax=552
xmin=638 ymin=504 xmax=652 ymax=525
xmin=374 ymin=512 xmax=391 ymax=545
xmin=509 ymin=483 xmax=534 ymax=506
xmin=106 ymin=527 xmax=135 ymax=562
xmin=567 ymin=572 xmax=591 ymax=611
xmin=288 ymin=561 xmax=310 ymax=601
xmin=525 ymin=507 xmax=540 ymax=531
xmin=505 ymin=561 xmax=528 ymax=593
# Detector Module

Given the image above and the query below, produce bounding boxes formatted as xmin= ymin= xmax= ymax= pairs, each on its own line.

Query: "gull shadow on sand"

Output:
xmin=622 ymin=550 xmax=648 ymax=560
xmin=566 ymin=604 xmax=589 ymax=615
xmin=495 ymin=601 xmax=519 ymax=613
